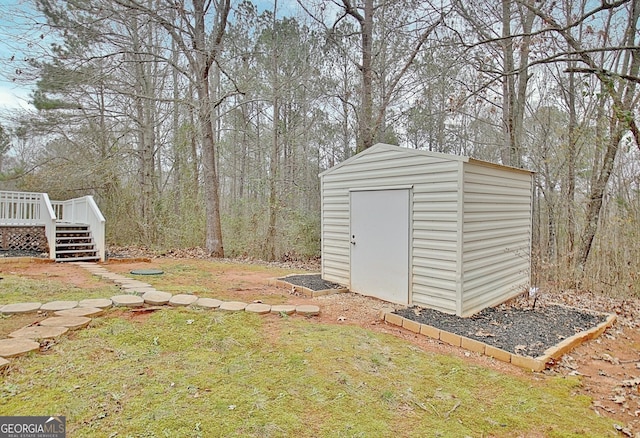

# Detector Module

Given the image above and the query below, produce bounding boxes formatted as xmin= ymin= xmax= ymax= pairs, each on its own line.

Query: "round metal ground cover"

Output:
xmin=130 ymin=269 xmax=164 ymax=275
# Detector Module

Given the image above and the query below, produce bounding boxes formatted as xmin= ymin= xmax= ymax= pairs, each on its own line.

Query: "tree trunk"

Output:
xmin=501 ymin=0 xmax=533 ymax=168
xmin=266 ymin=0 xmax=280 ymax=261
xmin=577 ymin=127 xmax=625 ymax=271
xmin=197 ymin=76 xmax=224 ymax=257
xmin=192 ymin=0 xmax=227 ymax=257
xmin=566 ymin=64 xmax=576 ymax=268
xmin=357 ymin=0 xmax=374 ymax=153
xmin=501 ymin=0 xmax=516 ymax=166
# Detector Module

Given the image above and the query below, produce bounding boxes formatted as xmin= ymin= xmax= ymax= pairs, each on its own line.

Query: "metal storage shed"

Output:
xmin=320 ymin=143 xmax=534 ymax=317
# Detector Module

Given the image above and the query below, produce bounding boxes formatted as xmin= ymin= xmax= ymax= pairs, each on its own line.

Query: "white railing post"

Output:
xmin=40 ymin=193 xmax=57 ymax=260
xmin=0 ymin=191 xmax=106 ymax=261
xmin=0 ymin=191 xmax=42 ymax=225
xmin=86 ymin=196 xmax=106 ymax=261
xmin=58 ymin=195 xmax=106 ymax=261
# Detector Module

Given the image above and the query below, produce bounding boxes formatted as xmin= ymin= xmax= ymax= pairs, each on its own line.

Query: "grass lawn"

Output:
xmin=0 ymin=260 xmax=616 ymax=437
xmin=110 ymin=259 xmax=295 ymax=302
xmin=0 ymin=275 xmax=120 ymax=304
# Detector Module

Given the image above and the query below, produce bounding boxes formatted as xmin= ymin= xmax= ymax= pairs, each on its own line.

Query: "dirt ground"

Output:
xmin=2 ymin=258 xmax=639 ymax=434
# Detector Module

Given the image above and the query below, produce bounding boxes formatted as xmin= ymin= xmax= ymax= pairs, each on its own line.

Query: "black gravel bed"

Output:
xmin=278 ymin=274 xmax=344 ymax=291
xmin=396 ymin=305 xmax=607 ymax=358
xmin=0 ymin=249 xmax=47 ymax=258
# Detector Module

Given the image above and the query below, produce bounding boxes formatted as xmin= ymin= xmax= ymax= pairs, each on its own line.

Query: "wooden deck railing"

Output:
xmin=0 ymin=191 xmax=105 ymax=261
xmin=51 ymin=196 xmax=106 ymax=261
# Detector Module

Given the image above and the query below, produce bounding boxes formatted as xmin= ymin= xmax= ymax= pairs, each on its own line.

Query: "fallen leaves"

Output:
xmin=474 ymin=329 xmax=495 ymax=338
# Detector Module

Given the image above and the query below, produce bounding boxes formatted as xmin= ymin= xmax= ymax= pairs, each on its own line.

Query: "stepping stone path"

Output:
xmin=220 ymin=301 xmax=248 ymax=311
xmin=1 ymin=302 xmax=42 ymax=314
xmin=0 ymin=262 xmax=321 ymax=370
xmin=142 ymin=291 xmax=172 ymax=306
xmin=120 ymin=282 xmax=153 ymax=290
xmin=79 ymin=298 xmax=112 ymax=308
xmin=271 ymin=304 xmax=296 ymax=315
xmin=111 ymin=295 xmax=145 ymax=307
xmin=195 ymin=298 xmax=223 ymax=309
xmin=131 ymin=287 xmax=158 ymax=295
xmin=55 ymin=307 xmax=105 ymax=318
xmin=9 ymin=325 xmax=68 ymax=340
xmin=295 ymin=305 xmax=321 ymax=316
xmin=40 ymin=316 xmax=92 ymax=330
xmin=40 ymin=300 xmax=79 ymax=312
xmin=169 ymin=294 xmax=199 ymax=307
xmin=0 ymin=338 xmax=40 ymax=357
xmin=102 ymin=274 xmax=127 ymax=281
xmin=245 ymin=303 xmax=271 ymax=314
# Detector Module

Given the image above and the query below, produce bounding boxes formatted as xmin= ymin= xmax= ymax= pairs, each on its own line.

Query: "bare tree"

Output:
xmin=114 ymin=0 xmax=232 ymax=256
xmin=453 ymin=0 xmax=537 ymax=167
xmin=520 ymin=0 xmax=640 ymax=271
xmin=300 ymin=0 xmax=444 ymax=152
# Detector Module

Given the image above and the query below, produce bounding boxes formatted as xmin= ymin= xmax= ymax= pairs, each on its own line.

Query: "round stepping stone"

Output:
xmin=0 ymin=302 xmax=42 ymax=314
xmin=219 ymin=301 xmax=247 ymax=312
xmin=0 ymin=338 xmax=40 ymax=358
xmin=142 ymin=291 xmax=172 ymax=306
xmin=78 ymin=298 xmax=112 ymax=308
xmin=270 ymin=304 xmax=296 ymax=315
xmin=100 ymin=275 xmax=125 ymax=282
xmin=194 ymin=298 xmax=223 ymax=309
xmin=9 ymin=325 xmax=68 ymax=340
xmin=121 ymin=287 xmax=157 ymax=297
xmin=131 ymin=287 xmax=157 ymax=293
xmin=112 ymin=278 xmax=133 ymax=285
xmin=296 ymin=305 xmax=320 ymax=316
xmin=88 ymin=269 xmax=111 ymax=275
xmin=130 ymin=269 xmax=164 ymax=275
xmin=100 ymin=273 xmax=126 ymax=280
xmin=0 ymin=357 xmax=9 ymax=370
xmin=40 ymin=316 xmax=92 ymax=330
xmin=111 ymin=295 xmax=145 ymax=308
xmin=55 ymin=307 xmax=104 ymax=317
xmin=169 ymin=294 xmax=198 ymax=307
xmin=40 ymin=300 xmax=78 ymax=312
xmin=120 ymin=282 xmax=153 ymax=289
xmin=245 ymin=303 xmax=271 ymax=314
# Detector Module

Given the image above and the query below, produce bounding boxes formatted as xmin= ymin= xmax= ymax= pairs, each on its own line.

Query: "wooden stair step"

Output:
xmin=56 ymin=249 xmax=97 ymax=255
xmin=56 ymin=256 xmax=100 ymax=262
xmin=56 ymin=235 xmax=92 ymax=240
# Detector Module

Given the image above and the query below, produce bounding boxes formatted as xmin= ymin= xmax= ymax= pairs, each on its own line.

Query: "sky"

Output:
xmin=0 ymin=0 xmax=39 ymax=112
xmin=0 ymin=0 xmax=301 ymax=114
xmin=0 ymin=80 xmax=32 ymax=111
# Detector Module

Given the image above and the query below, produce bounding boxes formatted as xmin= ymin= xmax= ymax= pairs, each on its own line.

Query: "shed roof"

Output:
xmin=319 ymin=143 xmax=533 ymax=177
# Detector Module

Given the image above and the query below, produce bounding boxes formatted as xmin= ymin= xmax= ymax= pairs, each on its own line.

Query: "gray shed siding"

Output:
xmin=320 ymin=145 xmax=461 ymax=313
xmin=460 ymin=163 xmax=533 ymax=315
xmin=320 ymin=143 xmax=533 ymax=316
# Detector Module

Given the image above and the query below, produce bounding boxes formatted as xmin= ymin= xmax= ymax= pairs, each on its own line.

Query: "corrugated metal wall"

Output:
xmin=320 ymin=144 xmax=533 ymax=316
xmin=320 ymin=144 xmax=462 ymax=314
xmin=460 ymin=162 xmax=533 ymax=316
xmin=410 ymin=161 xmax=461 ymax=314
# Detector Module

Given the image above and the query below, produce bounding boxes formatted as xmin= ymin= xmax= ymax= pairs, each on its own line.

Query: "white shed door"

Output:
xmin=350 ymin=189 xmax=410 ymax=304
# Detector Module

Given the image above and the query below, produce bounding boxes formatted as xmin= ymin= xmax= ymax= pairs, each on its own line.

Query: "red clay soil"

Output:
xmin=1 ymin=258 xmax=639 ymax=433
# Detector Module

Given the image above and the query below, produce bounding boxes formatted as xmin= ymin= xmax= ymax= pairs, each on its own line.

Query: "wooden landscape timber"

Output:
xmin=382 ymin=309 xmax=617 ymax=372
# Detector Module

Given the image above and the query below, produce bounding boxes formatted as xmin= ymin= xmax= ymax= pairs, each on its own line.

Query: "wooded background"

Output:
xmin=0 ymin=0 xmax=638 ymax=296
